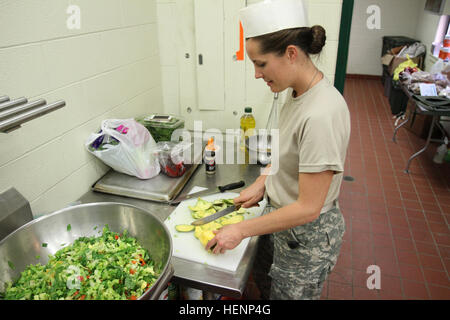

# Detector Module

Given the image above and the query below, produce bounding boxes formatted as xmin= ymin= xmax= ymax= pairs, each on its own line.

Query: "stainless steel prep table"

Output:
xmin=77 ymin=163 xmax=263 ymax=298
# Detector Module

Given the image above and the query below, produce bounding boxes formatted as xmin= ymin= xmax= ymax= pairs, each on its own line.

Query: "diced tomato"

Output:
xmin=78 ymin=276 xmax=84 ymax=282
xmin=131 ymin=260 xmax=137 ymax=264
xmin=165 ymin=165 xmax=177 ymax=177
xmin=114 ymin=235 xmax=119 ymax=240
xmin=139 ymin=258 xmax=146 ymax=266
xmin=130 ymin=295 xmax=137 ymax=300
xmin=80 ymin=295 xmax=86 ymax=300
xmin=73 ymin=291 xmax=79 ymax=296
xmin=129 ymin=269 xmax=135 ymax=275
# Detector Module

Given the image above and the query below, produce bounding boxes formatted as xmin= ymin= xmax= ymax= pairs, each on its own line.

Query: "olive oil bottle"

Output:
xmin=240 ymin=107 xmax=255 ymax=163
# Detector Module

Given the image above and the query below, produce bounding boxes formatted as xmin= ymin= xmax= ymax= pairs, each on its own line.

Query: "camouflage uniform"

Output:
xmin=253 ymin=202 xmax=345 ymax=300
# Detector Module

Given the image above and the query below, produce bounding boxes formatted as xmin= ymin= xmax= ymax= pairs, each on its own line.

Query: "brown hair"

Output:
xmin=250 ymin=25 xmax=326 ymax=56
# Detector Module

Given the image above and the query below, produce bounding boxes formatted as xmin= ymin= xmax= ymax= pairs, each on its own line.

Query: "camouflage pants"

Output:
xmin=253 ymin=204 xmax=345 ymax=300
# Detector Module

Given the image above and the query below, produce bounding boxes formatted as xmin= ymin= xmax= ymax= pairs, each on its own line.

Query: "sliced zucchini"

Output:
xmin=221 ymin=215 xmax=244 ymax=226
xmin=195 ymin=198 xmax=213 ymax=211
xmin=192 ymin=210 xmax=206 ymax=219
xmin=215 ymin=204 xmax=228 ymax=211
xmin=223 ymin=199 xmax=234 ymax=205
xmin=194 ymin=226 xmax=202 ymax=239
xmin=201 ymin=221 xmax=222 ymax=231
xmin=175 ymin=224 xmax=195 ymax=232
xmin=188 ymin=205 xmax=198 ymax=212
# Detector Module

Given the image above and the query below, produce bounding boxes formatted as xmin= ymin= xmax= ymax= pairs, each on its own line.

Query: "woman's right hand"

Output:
xmin=233 ymin=177 xmax=266 ymax=208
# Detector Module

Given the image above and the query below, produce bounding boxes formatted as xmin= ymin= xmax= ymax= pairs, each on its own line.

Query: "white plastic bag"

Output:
xmin=85 ymin=119 xmax=160 ymax=179
xmin=398 ymin=42 xmax=426 ymax=58
xmin=430 ymin=58 xmax=445 ymax=74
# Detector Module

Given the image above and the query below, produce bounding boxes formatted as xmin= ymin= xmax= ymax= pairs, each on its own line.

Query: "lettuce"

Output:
xmin=3 ymin=226 xmax=160 ymax=300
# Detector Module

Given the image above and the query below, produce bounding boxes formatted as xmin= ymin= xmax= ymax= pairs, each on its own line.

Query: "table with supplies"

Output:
xmin=392 ymin=83 xmax=450 ymax=173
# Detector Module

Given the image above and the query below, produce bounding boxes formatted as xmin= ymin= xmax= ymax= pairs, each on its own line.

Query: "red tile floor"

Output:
xmin=322 ymin=78 xmax=450 ymax=300
xmin=243 ymin=77 xmax=450 ymax=300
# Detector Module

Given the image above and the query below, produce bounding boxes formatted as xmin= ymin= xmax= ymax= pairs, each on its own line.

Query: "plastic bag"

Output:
xmin=441 ymin=63 xmax=450 ymax=79
xmin=393 ymin=55 xmax=418 ymax=81
xmin=439 ymin=86 xmax=450 ymax=97
xmin=153 ymin=141 xmax=192 ymax=178
xmin=430 ymin=58 xmax=445 ymax=75
xmin=410 ymin=70 xmax=434 ymax=83
xmin=398 ymin=42 xmax=426 ymax=58
xmin=85 ymin=119 xmax=160 ymax=179
xmin=433 ymin=143 xmax=449 ymax=164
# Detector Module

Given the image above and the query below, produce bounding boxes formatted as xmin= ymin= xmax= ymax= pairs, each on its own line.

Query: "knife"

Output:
xmin=191 ymin=204 xmax=241 ymax=226
xmin=170 ymin=180 xmax=245 ymax=205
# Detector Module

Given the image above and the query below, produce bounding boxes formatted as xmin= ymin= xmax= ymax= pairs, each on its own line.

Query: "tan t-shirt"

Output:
xmin=265 ymin=77 xmax=350 ymax=210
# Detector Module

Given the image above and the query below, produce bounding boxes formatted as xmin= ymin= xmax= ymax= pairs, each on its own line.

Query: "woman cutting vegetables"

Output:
xmin=206 ymin=0 xmax=351 ymax=300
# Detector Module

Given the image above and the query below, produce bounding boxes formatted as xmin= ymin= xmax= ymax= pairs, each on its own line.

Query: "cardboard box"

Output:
xmin=381 ymin=54 xmax=394 ymax=66
xmin=388 ymin=55 xmax=424 ymax=75
xmin=381 ymin=45 xmax=424 ymax=75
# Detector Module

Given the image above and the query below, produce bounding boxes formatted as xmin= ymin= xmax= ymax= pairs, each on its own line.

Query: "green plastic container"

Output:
xmin=136 ymin=114 xmax=184 ymax=142
xmin=444 ymin=150 xmax=450 ymax=163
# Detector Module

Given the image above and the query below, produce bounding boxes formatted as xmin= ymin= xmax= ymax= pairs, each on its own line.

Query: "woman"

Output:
xmin=206 ymin=0 xmax=350 ymax=300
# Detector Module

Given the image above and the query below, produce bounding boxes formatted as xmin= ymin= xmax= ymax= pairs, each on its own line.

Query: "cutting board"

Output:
xmin=164 ymin=187 xmax=267 ymax=272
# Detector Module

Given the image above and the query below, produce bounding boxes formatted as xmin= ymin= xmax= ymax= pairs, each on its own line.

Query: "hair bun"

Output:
xmin=308 ymin=25 xmax=326 ymax=54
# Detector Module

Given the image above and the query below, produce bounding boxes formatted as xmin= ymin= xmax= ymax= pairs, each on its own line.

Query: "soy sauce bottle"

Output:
xmin=204 ymin=138 xmax=216 ymax=175
xmin=205 ymin=150 xmax=216 ymax=175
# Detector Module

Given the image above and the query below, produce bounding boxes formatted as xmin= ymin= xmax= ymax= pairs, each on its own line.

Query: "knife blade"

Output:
xmin=170 ymin=180 xmax=245 ymax=205
xmin=191 ymin=204 xmax=241 ymax=226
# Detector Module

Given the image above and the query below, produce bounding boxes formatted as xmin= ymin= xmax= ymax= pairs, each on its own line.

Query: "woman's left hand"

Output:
xmin=205 ymin=224 xmax=245 ymax=254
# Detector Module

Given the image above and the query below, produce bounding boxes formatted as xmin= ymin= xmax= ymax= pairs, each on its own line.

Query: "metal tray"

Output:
xmin=92 ymin=150 xmax=202 ymax=203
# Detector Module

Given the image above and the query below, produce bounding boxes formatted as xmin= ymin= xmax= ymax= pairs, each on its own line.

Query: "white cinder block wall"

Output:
xmin=0 ymin=0 xmax=163 ymax=216
xmin=347 ymin=0 xmax=423 ymax=76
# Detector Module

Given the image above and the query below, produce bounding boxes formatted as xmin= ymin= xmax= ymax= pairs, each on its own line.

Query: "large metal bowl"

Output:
xmin=0 ymin=202 xmax=173 ymax=300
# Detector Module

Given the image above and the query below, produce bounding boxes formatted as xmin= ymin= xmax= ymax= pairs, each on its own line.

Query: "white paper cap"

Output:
xmin=239 ymin=0 xmax=309 ymax=38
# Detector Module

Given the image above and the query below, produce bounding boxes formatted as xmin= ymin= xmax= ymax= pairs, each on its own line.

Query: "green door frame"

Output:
xmin=334 ymin=0 xmax=354 ymax=94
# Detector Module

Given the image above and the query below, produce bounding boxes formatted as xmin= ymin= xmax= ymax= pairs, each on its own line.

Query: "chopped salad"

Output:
xmin=2 ymin=226 xmax=161 ymax=300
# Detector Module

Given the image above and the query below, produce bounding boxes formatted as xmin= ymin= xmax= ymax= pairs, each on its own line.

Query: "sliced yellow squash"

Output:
xmin=186 ymin=198 xmax=248 ymax=251
xmin=199 ymin=230 xmax=215 ymax=247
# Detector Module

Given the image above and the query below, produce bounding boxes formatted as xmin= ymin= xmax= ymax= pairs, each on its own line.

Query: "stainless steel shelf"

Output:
xmin=0 ymin=95 xmax=66 ymax=133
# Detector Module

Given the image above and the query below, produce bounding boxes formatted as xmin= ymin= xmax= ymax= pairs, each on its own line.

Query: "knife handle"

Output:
xmin=218 ymin=180 xmax=245 ymax=192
